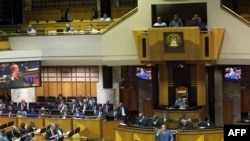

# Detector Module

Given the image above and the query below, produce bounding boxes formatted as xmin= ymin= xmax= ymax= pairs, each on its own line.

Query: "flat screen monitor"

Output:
xmin=136 ymin=66 xmax=152 ymax=80
xmin=7 ymin=121 xmax=14 ymax=127
xmin=224 ymin=66 xmax=241 ymax=81
xmin=74 ymin=127 xmax=80 ymax=134
xmin=0 ymin=123 xmax=7 ymax=129
xmin=84 ymin=110 xmax=94 ymax=116
xmin=40 ymin=127 xmax=47 ymax=133
xmin=67 ymin=130 xmax=74 ymax=137
xmin=0 ymin=61 xmax=41 ymax=89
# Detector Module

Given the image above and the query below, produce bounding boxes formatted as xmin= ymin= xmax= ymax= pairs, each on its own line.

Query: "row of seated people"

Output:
xmin=132 ymin=113 xmax=215 ymax=130
xmin=0 ymin=98 xmax=130 ymax=121
xmin=0 ymin=120 xmax=76 ymax=141
xmin=0 ymin=121 xmax=36 ymax=141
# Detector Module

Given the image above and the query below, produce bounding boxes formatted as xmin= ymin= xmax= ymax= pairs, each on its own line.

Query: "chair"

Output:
xmin=29 ymin=102 xmax=38 ymax=109
xmin=47 ymin=96 xmax=56 ymax=102
xmin=67 ymin=96 xmax=76 ymax=102
xmin=37 ymin=96 xmax=46 ymax=102
xmin=56 ymin=29 xmax=64 ymax=32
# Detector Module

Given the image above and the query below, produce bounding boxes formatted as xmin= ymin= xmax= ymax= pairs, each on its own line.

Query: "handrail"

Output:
xmin=100 ymin=7 xmax=138 ymax=33
xmin=220 ymin=4 xmax=250 ymax=26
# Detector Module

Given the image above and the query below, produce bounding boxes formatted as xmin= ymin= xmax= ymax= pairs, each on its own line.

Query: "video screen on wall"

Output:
xmin=151 ymin=2 xmax=207 ymax=30
xmin=224 ymin=66 xmax=241 ymax=81
xmin=0 ymin=61 xmax=41 ymax=89
xmin=136 ymin=66 xmax=152 ymax=80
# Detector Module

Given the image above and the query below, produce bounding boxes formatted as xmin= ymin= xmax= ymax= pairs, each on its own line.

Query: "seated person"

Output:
xmin=191 ymin=14 xmax=203 ymax=29
xmin=26 ymin=121 xmax=37 ymax=133
xmin=149 ymin=114 xmax=163 ymax=129
xmin=18 ymin=122 xmax=27 ymax=136
xmin=107 ymin=105 xmax=119 ymax=120
xmin=95 ymin=106 xmax=106 ymax=119
xmin=177 ymin=118 xmax=193 ymax=130
xmin=153 ymin=16 xmax=167 ymax=27
xmin=45 ymin=123 xmax=58 ymax=140
xmin=174 ymin=96 xmax=187 ymax=109
xmin=0 ymin=130 xmax=8 ymax=141
xmin=100 ymin=13 xmax=112 ymax=21
xmin=6 ymin=126 xmax=21 ymax=141
xmin=24 ymin=133 xmax=33 ymax=141
xmin=169 ymin=14 xmax=183 ymax=27
xmin=39 ymin=107 xmax=48 ymax=117
xmin=27 ymin=24 xmax=36 ymax=34
xmin=61 ymin=105 xmax=72 ymax=118
xmin=72 ymin=108 xmax=84 ymax=118
xmin=55 ymin=124 xmax=64 ymax=137
xmin=64 ymin=23 xmax=75 ymax=32
xmin=135 ymin=113 xmax=149 ymax=127
xmin=16 ymin=105 xmax=27 ymax=117
xmin=27 ymin=107 xmax=38 ymax=117
xmin=198 ymin=116 xmax=215 ymax=128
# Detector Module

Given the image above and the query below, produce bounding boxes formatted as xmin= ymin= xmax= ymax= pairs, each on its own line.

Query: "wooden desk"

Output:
xmin=72 ymin=118 xmax=101 ymax=137
xmin=102 ymin=120 xmax=123 ymax=140
xmin=17 ymin=117 xmax=44 ymax=129
xmin=176 ymin=128 xmax=224 ymax=141
xmin=154 ymin=109 xmax=204 ymax=129
xmin=114 ymin=125 xmax=157 ymax=141
xmin=0 ymin=116 xmax=18 ymax=126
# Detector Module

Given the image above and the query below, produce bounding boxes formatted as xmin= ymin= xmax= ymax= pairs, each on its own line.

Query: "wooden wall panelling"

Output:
xmin=49 ymin=82 xmax=58 ymax=96
xmin=72 ymin=82 xmax=77 ymax=96
xmin=196 ymin=64 xmax=206 ymax=106
xmin=241 ymin=89 xmax=250 ymax=112
xmin=223 ymin=99 xmax=233 ymax=124
xmin=62 ymin=82 xmax=73 ymax=96
xmin=76 ymin=82 xmax=86 ymax=96
xmin=158 ymin=64 xmax=168 ymax=105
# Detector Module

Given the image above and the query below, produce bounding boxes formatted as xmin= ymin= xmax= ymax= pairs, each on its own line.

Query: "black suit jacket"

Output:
xmin=117 ymin=106 xmax=129 ymax=119
xmin=136 ymin=117 xmax=150 ymax=127
xmin=45 ymin=128 xmax=57 ymax=140
xmin=68 ymin=103 xmax=80 ymax=113
xmin=102 ymin=104 xmax=113 ymax=114
xmin=149 ymin=118 xmax=163 ymax=128
xmin=6 ymin=130 xmax=20 ymax=141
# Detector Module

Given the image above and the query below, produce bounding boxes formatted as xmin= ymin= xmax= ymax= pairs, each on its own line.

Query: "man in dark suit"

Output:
xmin=81 ymin=98 xmax=90 ymax=113
xmin=102 ymin=100 xmax=113 ymax=115
xmin=55 ymin=124 xmax=64 ymax=137
xmin=68 ymin=99 xmax=80 ymax=114
xmin=149 ymin=114 xmax=164 ymax=129
xmin=198 ymin=116 xmax=215 ymax=128
xmin=135 ymin=113 xmax=150 ymax=127
xmin=6 ymin=126 xmax=21 ymax=141
xmin=177 ymin=118 xmax=193 ymax=130
xmin=5 ymin=105 xmax=16 ymax=117
xmin=88 ymin=100 xmax=99 ymax=114
xmin=117 ymin=102 xmax=129 ymax=120
xmin=107 ymin=105 xmax=119 ymax=120
xmin=45 ymin=123 xmax=58 ymax=140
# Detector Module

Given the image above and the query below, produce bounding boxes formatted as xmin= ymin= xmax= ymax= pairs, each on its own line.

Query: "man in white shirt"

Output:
xmin=153 ymin=16 xmax=167 ymax=27
xmin=100 ymin=13 xmax=112 ymax=21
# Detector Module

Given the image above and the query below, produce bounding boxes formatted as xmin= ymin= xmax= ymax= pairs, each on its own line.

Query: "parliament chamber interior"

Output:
xmin=0 ymin=0 xmax=250 ymax=141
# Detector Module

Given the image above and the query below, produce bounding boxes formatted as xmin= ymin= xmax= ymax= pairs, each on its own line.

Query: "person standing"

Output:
xmin=27 ymin=24 xmax=37 ymax=34
xmin=156 ymin=124 xmax=174 ymax=141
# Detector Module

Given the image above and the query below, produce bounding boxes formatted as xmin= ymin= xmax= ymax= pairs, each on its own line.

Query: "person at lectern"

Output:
xmin=45 ymin=123 xmax=58 ymax=140
xmin=6 ymin=63 xmax=28 ymax=88
xmin=156 ymin=124 xmax=174 ymax=141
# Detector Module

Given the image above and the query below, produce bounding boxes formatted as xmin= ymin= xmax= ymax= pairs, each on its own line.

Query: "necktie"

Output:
xmin=106 ymin=105 xmax=108 ymax=113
